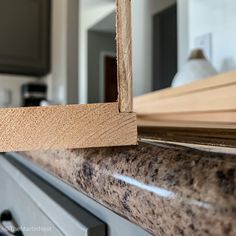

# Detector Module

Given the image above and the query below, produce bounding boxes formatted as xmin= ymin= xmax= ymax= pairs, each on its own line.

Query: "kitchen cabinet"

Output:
xmin=0 ymin=154 xmax=151 ymax=236
xmin=0 ymin=0 xmax=51 ymax=76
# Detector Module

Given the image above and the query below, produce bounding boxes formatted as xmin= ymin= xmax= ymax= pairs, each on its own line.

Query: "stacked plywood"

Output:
xmin=134 ymin=70 xmax=236 ymax=127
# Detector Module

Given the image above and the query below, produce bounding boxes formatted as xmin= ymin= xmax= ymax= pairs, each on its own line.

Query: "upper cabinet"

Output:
xmin=0 ymin=0 xmax=51 ymax=76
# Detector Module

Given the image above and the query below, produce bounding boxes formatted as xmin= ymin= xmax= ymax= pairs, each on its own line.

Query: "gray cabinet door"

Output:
xmin=0 ymin=155 xmax=106 ymax=236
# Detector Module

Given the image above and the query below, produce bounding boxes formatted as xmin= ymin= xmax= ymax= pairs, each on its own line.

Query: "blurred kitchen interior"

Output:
xmin=0 ymin=0 xmax=235 ymax=107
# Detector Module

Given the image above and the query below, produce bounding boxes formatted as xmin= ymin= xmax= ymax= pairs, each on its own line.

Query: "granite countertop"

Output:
xmin=22 ymin=141 xmax=236 ymax=236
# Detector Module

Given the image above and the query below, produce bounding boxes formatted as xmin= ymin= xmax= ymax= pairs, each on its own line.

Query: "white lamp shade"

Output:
xmin=172 ymin=59 xmax=217 ymax=87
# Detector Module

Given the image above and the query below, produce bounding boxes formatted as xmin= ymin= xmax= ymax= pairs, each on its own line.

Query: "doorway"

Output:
xmin=153 ymin=3 xmax=178 ymax=91
xmin=104 ymin=55 xmax=117 ymax=102
xmin=100 ymin=52 xmax=117 ymax=103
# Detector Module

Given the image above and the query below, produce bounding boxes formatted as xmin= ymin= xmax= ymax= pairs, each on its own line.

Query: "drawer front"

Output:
xmin=0 ymin=168 xmax=63 ymax=236
xmin=0 ymin=156 xmax=106 ymax=236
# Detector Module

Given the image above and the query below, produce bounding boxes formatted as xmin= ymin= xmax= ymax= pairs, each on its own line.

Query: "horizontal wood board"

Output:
xmin=139 ymin=126 xmax=236 ymax=148
xmin=135 ymin=71 xmax=236 ymax=147
xmin=137 ymin=111 xmax=236 ymax=124
xmin=0 ymin=103 xmax=137 ymax=152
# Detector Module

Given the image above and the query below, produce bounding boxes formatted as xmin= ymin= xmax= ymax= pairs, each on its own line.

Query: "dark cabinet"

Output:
xmin=0 ymin=0 xmax=51 ymax=76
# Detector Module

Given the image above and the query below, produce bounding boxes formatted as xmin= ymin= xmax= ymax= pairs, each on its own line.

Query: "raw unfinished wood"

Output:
xmin=134 ymin=70 xmax=236 ymax=106
xmin=116 ymin=0 xmax=133 ymax=112
xmin=138 ymin=111 xmax=236 ymax=124
xmin=0 ymin=103 xmax=137 ymax=152
xmin=134 ymin=71 xmax=236 ymax=114
xmin=135 ymin=71 xmax=236 ymax=146
xmin=137 ymin=119 xmax=236 ymax=129
xmin=139 ymin=126 xmax=236 ymax=148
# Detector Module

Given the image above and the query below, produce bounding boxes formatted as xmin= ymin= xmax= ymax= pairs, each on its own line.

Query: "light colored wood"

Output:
xmin=0 ymin=1 xmax=137 ymax=152
xmin=138 ymin=111 xmax=236 ymax=123
xmin=134 ymin=71 xmax=236 ymax=114
xmin=137 ymin=119 xmax=236 ymax=129
xmin=139 ymin=124 xmax=236 ymax=148
xmin=135 ymin=83 xmax=236 ymax=114
xmin=134 ymin=70 xmax=236 ymax=106
xmin=0 ymin=103 xmax=137 ymax=152
xmin=116 ymin=0 xmax=133 ymax=112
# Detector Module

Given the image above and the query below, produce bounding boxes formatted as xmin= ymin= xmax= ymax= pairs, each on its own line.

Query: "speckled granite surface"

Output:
xmin=22 ymin=142 xmax=236 ymax=236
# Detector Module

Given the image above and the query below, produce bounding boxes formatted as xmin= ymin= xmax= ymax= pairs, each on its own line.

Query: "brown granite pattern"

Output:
xmin=22 ymin=142 xmax=236 ymax=236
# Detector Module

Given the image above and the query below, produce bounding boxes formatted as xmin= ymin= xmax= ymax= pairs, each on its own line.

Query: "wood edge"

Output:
xmin=138 ymin=126 xmax=236 ymax=148
xmin=134 ymin=70 xmax=236 ymax=104
xmin=140 ymin=138 xmax=236 ymax=154
xmin=136 ymin=111 xmax=236 ymax=124
xmin=137 ymin=119 xmax=236 ymax=129
xmin=116 ymin=0 xmax=133 ymax=113
xmin=134 ymin=80 xmax=236 ymax=115
xmin=0 ymin=103 xmax=138 ymax=152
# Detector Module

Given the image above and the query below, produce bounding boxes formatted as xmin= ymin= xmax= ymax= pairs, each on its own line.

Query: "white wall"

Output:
xmin=45 ymin=0 xmax=68 ymax=104
xmin=0 ymin=75 xmax=37 ymax=107
xmin=177 ymin=0 xmax=189 ymax=70
xmin=78 ymin=0 xmax=177 ymax=102
xmin=132 ymin=0 xmax=176 ymax=96
xmin=45 ymin=0 xmax=78 ymax=105
xmin=79 ymin=0 xmax=115 ymax=104
xmin=189 ymin=0 xmax=236 ymax=72
xmin=87 ymin=31 xmax=116 ymax=103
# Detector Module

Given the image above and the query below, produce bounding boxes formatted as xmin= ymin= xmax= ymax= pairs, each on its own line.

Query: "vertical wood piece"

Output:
xmin=116 ymin=0 xmax=133 ymax=112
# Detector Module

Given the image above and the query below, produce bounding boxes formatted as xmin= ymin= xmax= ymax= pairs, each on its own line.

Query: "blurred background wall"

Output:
xmin=0 ymin=0 xmax=235 ymax=106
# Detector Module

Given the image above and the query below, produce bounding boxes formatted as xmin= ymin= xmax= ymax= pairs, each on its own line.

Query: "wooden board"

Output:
xmin=134 ymin=70 xmax=236 ymax=105
xmin=0 ymin=103 xmax=137 ymax=152
xmin=135 ymin=71 xmax=236 ymax=147
xmin=136 ymin=83 xmax=236 ymax=114
xmin=134 ymin=71 xmax=236 ymax=115
xmin=116 ymin=0 xmax=133 ymax=112
xmin=138 ymin=111 xmax=236 ymax=124
xmin=139 ymin=126 xmax=236 ymax=148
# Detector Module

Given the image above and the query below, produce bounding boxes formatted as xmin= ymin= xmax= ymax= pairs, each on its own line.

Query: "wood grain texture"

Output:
xmin=134 ymin=71 xmax=236 ymax=114
xmin=116 ymin=0 xmax=133 ymax=112
xmin=139 ymin=126 xmax=236 ymax=148
xmin=0 ymin=103 xmax=137 ymax=152
xmin=138 ymin=111 xmax=236 ymax=124
xmin=137 ymin=119 xmax=236 ymax=129
xmin=134 ymin=70 xmax=236 ymax=105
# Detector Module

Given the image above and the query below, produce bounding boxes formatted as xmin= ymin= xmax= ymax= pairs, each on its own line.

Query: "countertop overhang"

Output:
xmin=20 ymin=141 xmax=236 ymax=236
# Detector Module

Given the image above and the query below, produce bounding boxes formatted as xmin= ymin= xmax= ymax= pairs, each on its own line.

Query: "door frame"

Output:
xmin=152 ymin=3 xmax=178 ymax=91
xmin=99 ymin=51 xmax=116 ymax=102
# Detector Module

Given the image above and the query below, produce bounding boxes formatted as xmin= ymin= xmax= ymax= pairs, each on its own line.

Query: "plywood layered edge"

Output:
xmin=139 ymin=126 xmax=236 ymax=148
xmin=135 ymin=71 xmax=236 ymax=147
xmin=0 ymin=103 xmax=137 ymax=152
xmin=137 ymin=111 xmax=236 ymax=124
